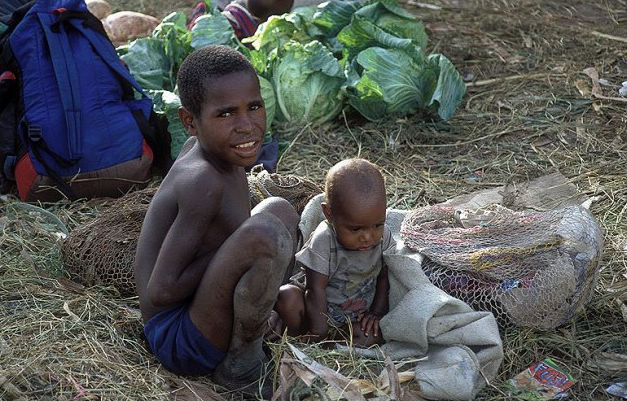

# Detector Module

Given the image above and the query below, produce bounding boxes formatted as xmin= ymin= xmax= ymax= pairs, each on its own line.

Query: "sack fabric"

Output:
xmin=299 ymin=193 xmax=503 ymax=401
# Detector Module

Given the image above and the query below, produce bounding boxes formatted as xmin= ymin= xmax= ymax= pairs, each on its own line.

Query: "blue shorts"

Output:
xmin=144 ymin=305 xmax=226 ymax=376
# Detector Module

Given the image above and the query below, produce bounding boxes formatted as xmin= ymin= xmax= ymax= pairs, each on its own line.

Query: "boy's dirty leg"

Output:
xmin=212 ymin=215 xmax=293 ymax=399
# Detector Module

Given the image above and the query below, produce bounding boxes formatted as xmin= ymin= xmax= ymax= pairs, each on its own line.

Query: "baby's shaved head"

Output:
xmin=325 ymin=158 xmax=385 ymax=213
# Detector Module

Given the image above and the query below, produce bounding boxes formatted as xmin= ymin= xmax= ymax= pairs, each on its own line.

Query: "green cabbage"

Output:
xmin=152 ymin=12 xmax=192 ymax=85
xmin=190 ymin=13 xmax=241 ymax=50
xmin=344 ymin=46 xmax=464 ymax=121
xmin=119 ymin=38 xmax=171 ymax=90
xmin=312 ymin=0 xmax=362 ymax=37
xmin=244 ymin=7 xmax=319 ymax=54
xmin=337 ymin=0 xmax=427 ymax=58
xmin=426 ymin=54 xmax=467 ymax=121
xmin=271 ymin=41 xmax=345 ymax=124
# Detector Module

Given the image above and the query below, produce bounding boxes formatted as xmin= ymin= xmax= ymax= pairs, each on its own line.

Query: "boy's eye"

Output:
xmin=218 ymin=111 xmax=233 ymax=118
xmin=250 ymin=104 xmax=263 ymax=111
xmin=350 ymin=227 xmax=361 ymax=232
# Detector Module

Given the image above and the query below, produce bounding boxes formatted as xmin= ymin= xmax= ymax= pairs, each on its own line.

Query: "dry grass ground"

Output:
xmin=1 ymin=0 xmax=626 ymax=400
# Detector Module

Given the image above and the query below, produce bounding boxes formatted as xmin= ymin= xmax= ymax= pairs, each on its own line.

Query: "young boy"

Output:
xmin=133 ymin=45 xmax=299 ymax=399
xmin=274 ymin=158 xmax=396 ymax=347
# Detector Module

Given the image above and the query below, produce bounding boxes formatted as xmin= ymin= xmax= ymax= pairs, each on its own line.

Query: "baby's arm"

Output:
xmin=357 ymin=264 xmax=389 ymax=339
xmin=147 ymin=181 xmax=221 ymax=307
xmin=304 ymin=268 xmax=329 ymax=341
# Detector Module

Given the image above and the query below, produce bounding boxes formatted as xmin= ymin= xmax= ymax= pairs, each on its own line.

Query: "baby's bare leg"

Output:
xmin=274 ymin=284 xmax=306 ymax=337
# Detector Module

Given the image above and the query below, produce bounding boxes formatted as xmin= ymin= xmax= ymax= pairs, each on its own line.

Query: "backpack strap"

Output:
xmin=37 ymin=11 xmax=82 ymax=159
xmin=72 ymin=16 xmax=149 ymax=100
xmin=67 ymin=15 xmax=173 ymax=173
xmin=23 ymin=122 xmax=76 ymax=199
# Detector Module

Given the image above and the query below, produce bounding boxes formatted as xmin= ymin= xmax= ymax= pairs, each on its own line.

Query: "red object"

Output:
xmin=14 ymin=154 xmax=37 ymax=201
xmin=0 ymin=71 xmax=16 ymax=81
xmin=142 ymin=139 xmax=154 ymax=162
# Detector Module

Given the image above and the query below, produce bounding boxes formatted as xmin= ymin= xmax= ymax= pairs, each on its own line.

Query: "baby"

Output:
xmin=274 ymin=158 xmax=396 ymax=346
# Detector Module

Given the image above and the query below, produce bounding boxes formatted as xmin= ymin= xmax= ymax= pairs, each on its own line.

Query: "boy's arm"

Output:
xmin=147 ymin=182 xmax=221 ymax=307
xmin=304 ymin=268 xmax=329 ymax=341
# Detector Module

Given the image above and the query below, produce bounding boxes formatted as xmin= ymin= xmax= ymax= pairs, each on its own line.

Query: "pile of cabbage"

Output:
xmin=117 ymin=0 xmax=466 ymax=155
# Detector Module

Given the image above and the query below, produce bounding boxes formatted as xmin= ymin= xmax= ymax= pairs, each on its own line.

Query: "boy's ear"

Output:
xmin=178 ymin=106 xmax=197 ymax=136
xmin=321 ymin=202 xmax=332 ymax=222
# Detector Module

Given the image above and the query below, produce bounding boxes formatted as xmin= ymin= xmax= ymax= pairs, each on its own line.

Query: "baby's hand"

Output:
xmin=357 ymin=312 xmax=381 ymax=338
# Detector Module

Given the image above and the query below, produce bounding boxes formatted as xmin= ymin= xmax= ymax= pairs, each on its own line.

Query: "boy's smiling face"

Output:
xmin=181 ymin=70 xmax=266 ymax=170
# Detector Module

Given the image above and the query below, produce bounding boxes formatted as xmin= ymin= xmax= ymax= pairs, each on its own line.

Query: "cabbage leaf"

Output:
xmin=343 ymin=46 xmax=431 ymax=120
xmin=258 ymin=75 xmax=276 ymax=139
xmin=272 ymin=41 xmax=345 ymax=124
xmin=244 ymin=7 xmax=319 ymax=54
xmin=426 ymin=54 xmax=467 ymax=120
xmin=119 ymin=38 xmax=171 ymax=90
xmin=344 ymin=46 xmax=465 ymax=121
xmin=148 ymin=90 xmax=187 ymax=158
xmin=190 ymin=13 xmax=241 ymax=50
xmin=337 ymin=0 xmax=427 ymax=58
xmin=312 ymin=0 xmax=362 ymax=37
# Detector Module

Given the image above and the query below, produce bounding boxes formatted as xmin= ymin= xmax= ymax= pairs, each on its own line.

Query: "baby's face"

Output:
xmin=328 ymin=192 xmax=386 ymax=251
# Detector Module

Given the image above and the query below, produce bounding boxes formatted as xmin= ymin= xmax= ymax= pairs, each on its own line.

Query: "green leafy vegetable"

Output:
xmin=120 ymin=0 xmax=466 ymax=131
xmin=190 ymin=13 xmax=241 ymax=50
xmin=147 ymin=90 xmax=187 ymax=158
xmin=344 ymin=46 xmax=465 ymax=121
xmin=272 ymin=40 xmax=345 ymax=124
xmin=312 ymin=0 xmax=362 ymax=37
xmin=343 ymin=46 xmax=436 ymax=121
xmin=337 ymin=0 xmax=427 ymax=58
xmin=258 ymin=75 xmax=276 ymax=141
xmin=152 ymin=12 xmax=192 ymax=86
xmin=119 ymin=38 xmax=171 ymax=90
xmin=426 ymin=54 xmax=467 ymax=120
xmin=244 ymin=7 xmax=319 ymax=54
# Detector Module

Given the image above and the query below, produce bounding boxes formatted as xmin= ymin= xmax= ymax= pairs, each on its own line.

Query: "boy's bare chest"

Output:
xmin=198 ymin=178 xmax=250 ymax=252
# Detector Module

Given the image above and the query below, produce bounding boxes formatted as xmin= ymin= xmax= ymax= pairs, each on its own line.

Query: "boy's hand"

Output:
xmin=357 ymin=312 xmax=381 ymax=338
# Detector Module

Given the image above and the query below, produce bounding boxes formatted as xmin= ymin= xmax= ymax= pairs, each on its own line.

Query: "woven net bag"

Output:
xmin=247 ymin=165 xmax=322 ymax=214
xmin=400 ymin=204 xmax=603 ymax=329
xmin=61 ymin=170 xmax=321 ymax=295
xmin=61 ymin=187 xmax=157 ymax=296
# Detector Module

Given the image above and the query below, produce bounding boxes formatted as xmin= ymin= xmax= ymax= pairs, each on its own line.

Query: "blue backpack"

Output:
xmin=0 ymin=0 xmax=171 ymax=202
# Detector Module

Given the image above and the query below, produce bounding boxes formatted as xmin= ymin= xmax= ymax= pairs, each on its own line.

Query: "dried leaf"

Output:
xmin=590 ymin=352 xmax=627 ymax=372
xmin=288 ymin=343 xmax=367 ymax=401
xmin=583 ymin=67 xmax=627 ymax=103
xmin=575 ymin=79 xmax=591 ymax=96
xmin=385 ymin=355 xmax=402 ymax=400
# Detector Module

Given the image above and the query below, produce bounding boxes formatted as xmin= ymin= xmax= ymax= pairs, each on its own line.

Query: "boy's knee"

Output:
xmin=253 ymin=197 xmax=299 ymax=231
xmin=239 ymin=214 xmax=292 ymax=259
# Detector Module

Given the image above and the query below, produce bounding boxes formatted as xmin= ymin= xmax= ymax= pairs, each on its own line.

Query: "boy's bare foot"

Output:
xmin=212 ymin=343 xmax=273 ymax=399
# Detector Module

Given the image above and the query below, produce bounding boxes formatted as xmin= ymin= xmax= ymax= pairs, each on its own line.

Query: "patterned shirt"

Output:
xmin=296 ymin=221 xmax=396 ymax=325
